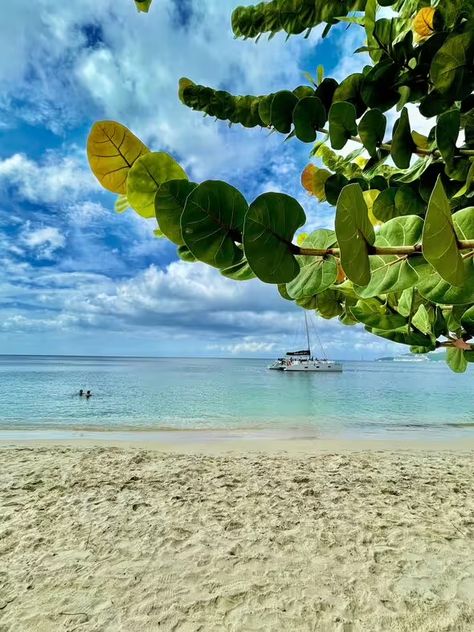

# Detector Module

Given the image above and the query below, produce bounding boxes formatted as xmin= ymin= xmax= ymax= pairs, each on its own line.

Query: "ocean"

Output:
xmin=0 ymin=355 xmax=473 ymax=440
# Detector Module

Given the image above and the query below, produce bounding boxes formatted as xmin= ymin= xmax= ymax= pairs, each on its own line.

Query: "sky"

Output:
xmin=0 ymin=0 xmax=406 ymax=359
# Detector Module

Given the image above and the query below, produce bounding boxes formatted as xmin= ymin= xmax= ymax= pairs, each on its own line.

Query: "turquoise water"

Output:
xmin=0 ymin=355 xmax=473 ymax=440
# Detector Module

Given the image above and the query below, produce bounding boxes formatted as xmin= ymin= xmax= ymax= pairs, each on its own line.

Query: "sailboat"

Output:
xmin=268 ymin=312 xmax=343 ymax=372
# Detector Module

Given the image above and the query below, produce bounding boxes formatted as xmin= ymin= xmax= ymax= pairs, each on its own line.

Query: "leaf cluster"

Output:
xmin=89 ymin=0 xmax=474 ymax=371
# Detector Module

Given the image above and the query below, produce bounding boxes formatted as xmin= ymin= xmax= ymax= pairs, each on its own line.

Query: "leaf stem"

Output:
xmin=297 ymin=240 xmax=474 ymax=257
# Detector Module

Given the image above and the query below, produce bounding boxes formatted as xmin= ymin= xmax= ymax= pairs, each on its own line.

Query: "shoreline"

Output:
xmin=2 ymin=427 xmax=474 ymax=454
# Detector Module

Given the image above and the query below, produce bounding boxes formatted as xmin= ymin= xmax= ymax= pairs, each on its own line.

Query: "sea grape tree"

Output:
xmin=87 ymin=0 xmax=474 ymax=372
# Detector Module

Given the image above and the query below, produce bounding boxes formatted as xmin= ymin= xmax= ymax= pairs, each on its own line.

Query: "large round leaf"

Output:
xmin=422 ymin=176 xmax=464 ymax=286
xmin=286 ymin=230 xmax=338 ymax=299
xmin=301 ymin=165 xmax=330 ymax=201
xmin=351 ymin=299 xmax=408 ymax=330
xmin=430 ymin=31 xmax=474 ymax=100
xmin=181 ymin=180 xmax=247 ymax=269
xmin=270 ymin=91 xmax=298 ymax=134
xmin=244 ymin=192 xmax=305 ymax=284
xmin=354 ymin=215 xmax=423 ymax=298
xmin=87 ymin=120 xmax=149 ymax=194
xmin=332 ymin=73 xmax=366 ymax=117
xmin=127 ymin=152 xmax=188 ymax=218
xmin=358 ymin=109 xmax=386 ymax=157
xmin=335 ymin=183 xmax=375 ymax=286
xmin=155 ymin=180 xmax=197 ymax=246
xmin=361 ymin=60 xmax=399 ymax=111
xmin=446 ymin=348 xmax=468 ymax=373
xmin=328 ymin=102 xmax=357 ymax=150
xmin=292 ymin=97 xmax=326 ymax=143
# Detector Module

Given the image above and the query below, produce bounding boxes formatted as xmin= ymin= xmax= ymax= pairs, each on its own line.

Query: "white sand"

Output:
xmin=1 ymin=444 xmax=474 ymax=631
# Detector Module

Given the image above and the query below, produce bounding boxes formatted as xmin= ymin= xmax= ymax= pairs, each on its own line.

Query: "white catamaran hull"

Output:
xmin=284 ymin=361 xmax=342 ymax=372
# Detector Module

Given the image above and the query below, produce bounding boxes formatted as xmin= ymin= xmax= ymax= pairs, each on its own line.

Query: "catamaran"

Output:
xmin=268 ymin=312 xmax=343 ymax=372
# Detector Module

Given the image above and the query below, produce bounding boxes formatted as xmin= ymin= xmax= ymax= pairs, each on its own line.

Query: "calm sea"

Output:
xmin=0 ymin=355 xmax=473 ymax=440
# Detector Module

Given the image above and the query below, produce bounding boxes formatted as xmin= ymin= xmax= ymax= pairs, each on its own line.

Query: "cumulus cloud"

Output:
xmin=21 ymin=225 xmax=66 ymax=259
xmin=0 ymin=2 xmax=406 ymax=357
xmin=0 ymin=150 xmax=97 ymax=204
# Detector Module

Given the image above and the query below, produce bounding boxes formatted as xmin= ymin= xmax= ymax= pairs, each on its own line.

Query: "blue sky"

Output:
xmin=0 ymin=0 xmax=403 ymax=359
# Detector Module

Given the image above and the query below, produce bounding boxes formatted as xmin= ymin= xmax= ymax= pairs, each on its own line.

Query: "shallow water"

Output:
xmin=0 ymin=355 xmax=473 ymax=439
xmin=0 ymin=356 xmax=474 ymax=437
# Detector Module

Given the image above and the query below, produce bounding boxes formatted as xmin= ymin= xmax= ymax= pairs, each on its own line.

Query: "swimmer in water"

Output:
xmin=79 ymin=389 xmax=84 ymax=397
xmin=86 ymin=390 xmax=92 ymax=398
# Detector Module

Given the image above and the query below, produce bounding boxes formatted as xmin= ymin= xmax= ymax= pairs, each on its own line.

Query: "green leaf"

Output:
xmin=181 ymin=180 xmax=247 ymax=269
xmin=411 ymin=304 xmax=432 ymax=335
xmin=430 ymin=32 xmax=474 ymax=100
xmin=446 ymin=348 xmax=468 ymax=373
xmin=328 ymin=102 xmax=357 ymax=150
xmin=315 ymin=289 xmax=343 ymax=319
xmin=351 ymin=299 xmax=408 ymax=330
xmin=114 ymin=194 xmax=130 ymax=214
xmin=422 ymin=176 xmax=464 ymax=286
xmin=361 ymin=60 xmax=399 ymax=111
xmin=354 ymin=215 xmax=423 ymax=298
xmin=127 ymin=152 xmax=188 ymax=218
xmin=335 ymin=183 xmax=375 ymax=286
xmin=358 ymin=109 xmax=386 ymax=157
xmin=155 ymin=180 xmax=197 ymax=246
xmin=220 ymin=258 xmax=256 ymax=281
xmin=436 ymin=108 xmax=460 ymax=171
xmin=461 ymin=305 xmax=474 ymax=335
xmin=270 ymin=91 xmax=298 ymax=134
xmin=314 ymin=78 xmax=338 ymax=111
xmin=325 ymin=173 xmax=349 ymax=206
xmin=414 ymin=207 xmax=474 ymax=304
xmin=368 ymin=327 xmax=436 ymax=348
xmin=390 ymin=108 xmax=415 ymax=169
xmin=332 ymin=73 xmax=366 ymax=117
xmin=243 ymin=192 xmax=305 ymax=284
xmin=177 ymin=245 xmax=197 ymax=262
xmin=258 ymin=94 xmax=273 ymax=126
xmin=292 ymin=97 xmax=326 ymax=143
xmin=286 ymin=230 xmax=338 ymax=299
xmin=395 ymin=156 xmax=433 ymax=184
xmin=317 ymin=64 xmax=324 ymax=85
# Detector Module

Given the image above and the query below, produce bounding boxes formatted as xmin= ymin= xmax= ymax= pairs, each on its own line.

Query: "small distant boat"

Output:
xmin=268 ymin=313 xmax=343 ymax=373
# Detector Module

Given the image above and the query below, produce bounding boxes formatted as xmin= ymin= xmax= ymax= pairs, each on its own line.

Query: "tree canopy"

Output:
xmin=88 ymin=0 xmax=474 ymax=372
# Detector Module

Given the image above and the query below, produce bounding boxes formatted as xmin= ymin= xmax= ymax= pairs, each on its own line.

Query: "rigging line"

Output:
xmin=310 ymin=313 xmax=328 ymax=360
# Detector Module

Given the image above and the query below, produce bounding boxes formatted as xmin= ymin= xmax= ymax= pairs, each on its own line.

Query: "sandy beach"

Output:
xmin=1 ymin=442 xmax=474 ymax=631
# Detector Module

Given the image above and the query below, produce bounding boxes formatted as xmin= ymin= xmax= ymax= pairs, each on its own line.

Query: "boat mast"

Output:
xmin=304 ymin=311 xmax=311 ymax=357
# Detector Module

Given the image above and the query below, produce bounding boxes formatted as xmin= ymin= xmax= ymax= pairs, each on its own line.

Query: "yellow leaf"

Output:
xmin=363 ymin=189 xmax=382 ymax=227
xmin=87 ymin=121 xmax=149 ymax=194
xmin=301 ymin=164 xmax=331 ymax=201
xmin=135 ymin=0 xmax=153 ymax=12
xmin=413 ymin=8 xmax=436 ymax=39
xmin=354 ymin=156 xmax=368 ymax=169
xmin=296 ymin=232 xmax=309 ymax=245
xmin=178 ymin=77 xmax=195 ymax=103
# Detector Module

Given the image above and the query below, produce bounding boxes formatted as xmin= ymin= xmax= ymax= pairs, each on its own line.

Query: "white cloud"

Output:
xmin=209 ymin=338 xmax=277 ymax=355
xmin=0 ymin=150 xmax=97 ymax=204
xmin=21 ymin=225 xmax=66 ymax=259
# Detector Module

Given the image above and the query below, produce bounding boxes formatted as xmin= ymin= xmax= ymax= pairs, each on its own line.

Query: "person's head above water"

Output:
xmin=79 ymin=389 xmax=84 ymax=396
xmin=86 ymin=390 xmax=91 ymax=397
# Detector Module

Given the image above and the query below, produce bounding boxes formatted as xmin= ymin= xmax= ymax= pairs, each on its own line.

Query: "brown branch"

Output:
xmin=297 ymin=241 xmax=474 ymax=257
